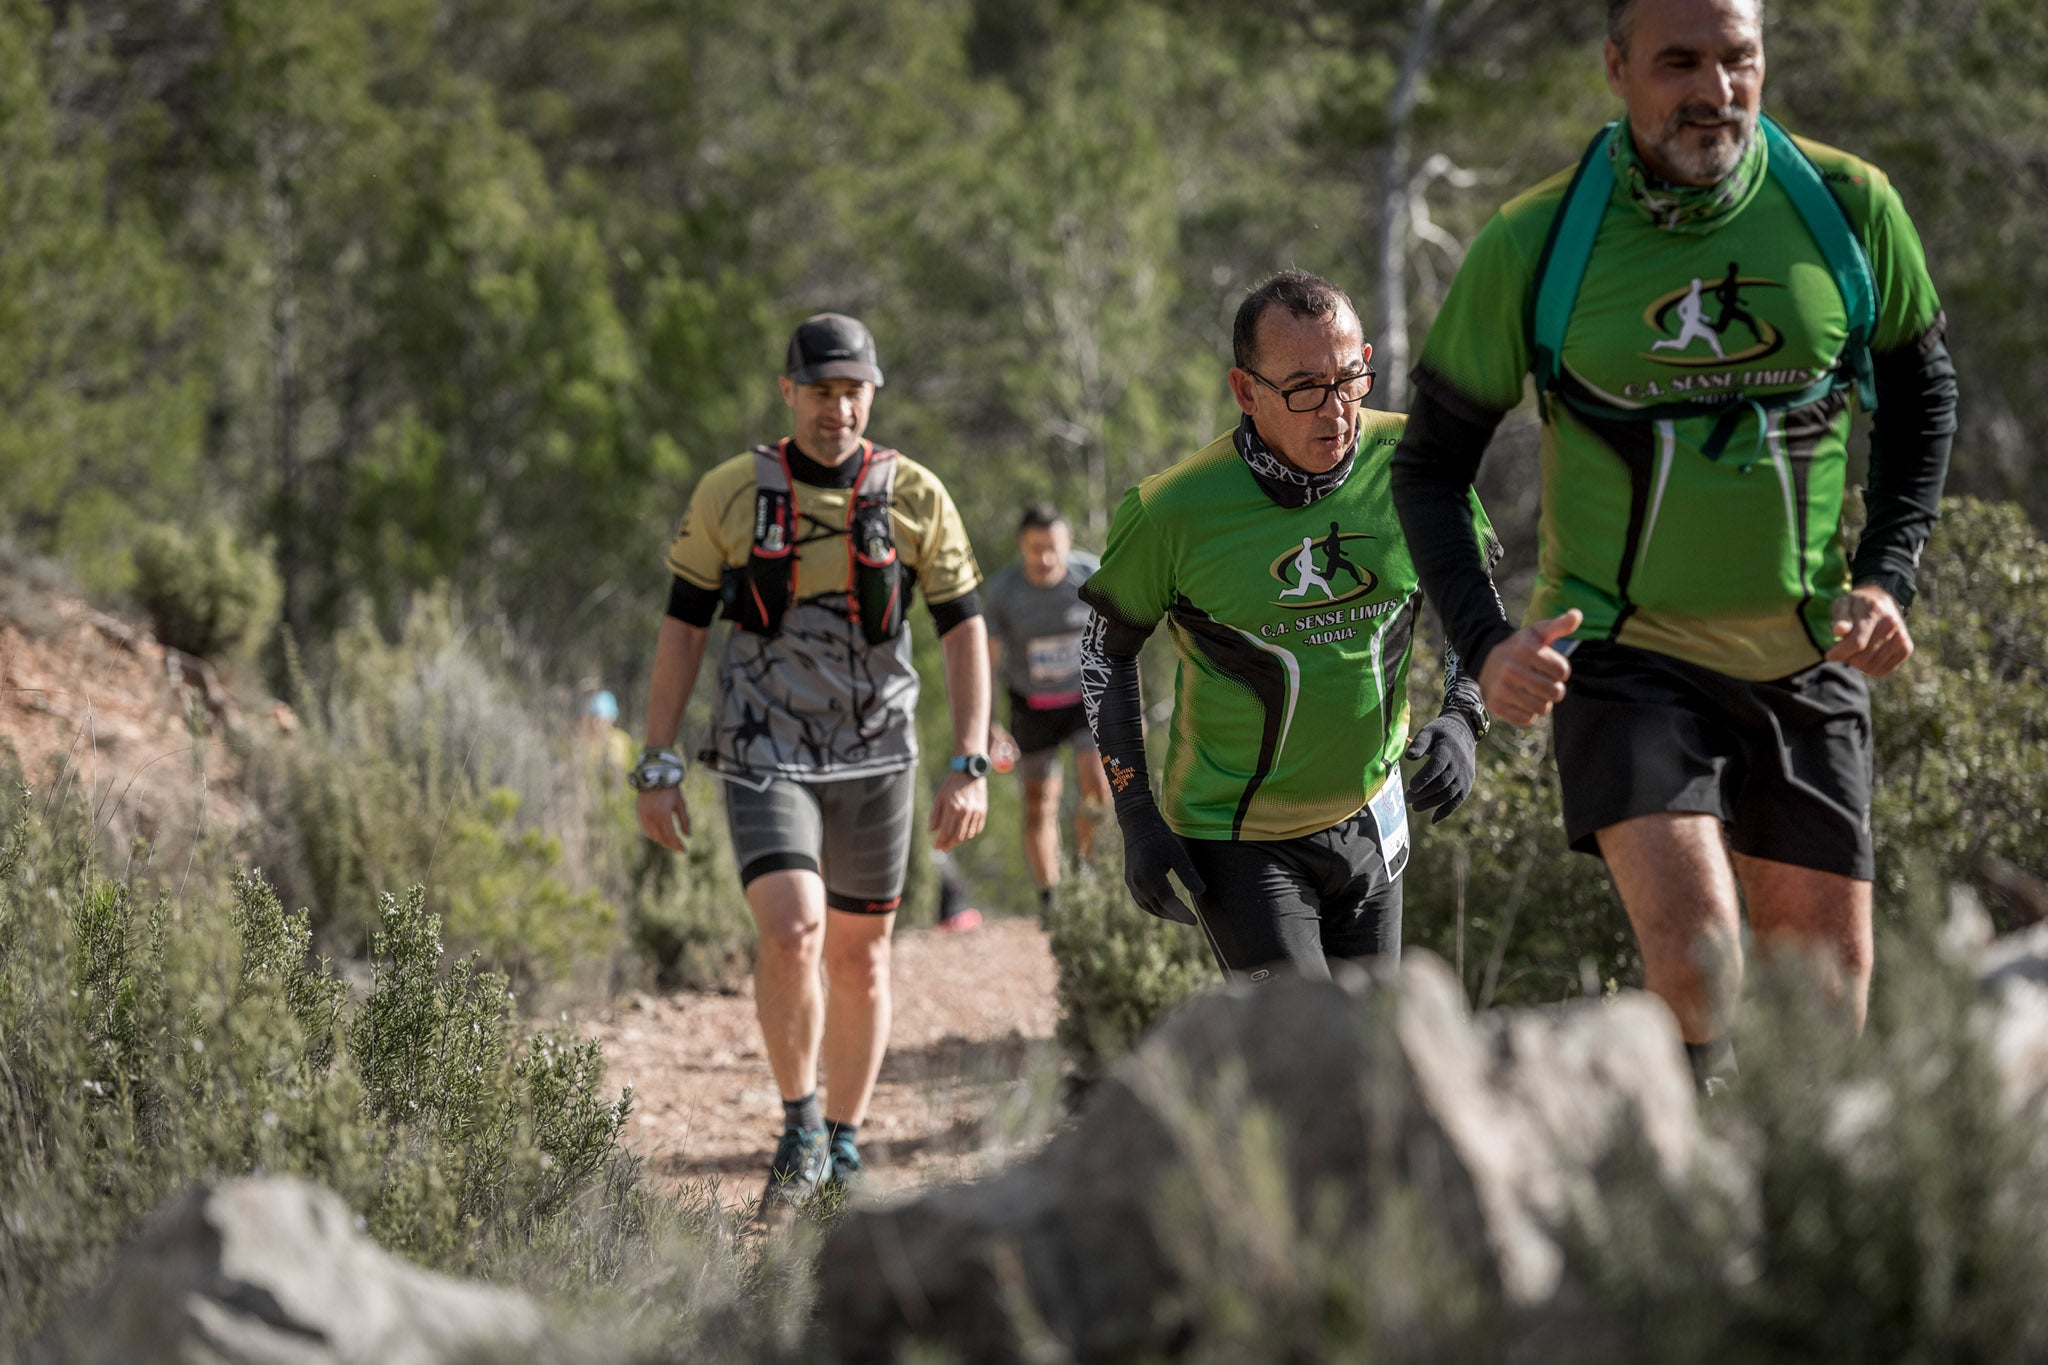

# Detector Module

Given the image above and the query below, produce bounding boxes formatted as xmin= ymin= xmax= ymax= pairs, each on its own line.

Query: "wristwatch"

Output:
xmin=628 ymin=746 xmax=687 ymax=791
xmin=949 ymin=753 xmax=992 ymax=779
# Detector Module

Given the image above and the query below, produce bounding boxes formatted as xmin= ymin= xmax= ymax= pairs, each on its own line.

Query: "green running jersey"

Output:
xmin=1082 ymin=418 xmax=1496 ymax=841
xmin=1416 ymin=129 xmax=1942 ymax=680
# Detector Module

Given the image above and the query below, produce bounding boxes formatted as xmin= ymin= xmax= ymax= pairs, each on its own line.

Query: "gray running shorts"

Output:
xmin=722 ymin=768 xmax=917 ymax=914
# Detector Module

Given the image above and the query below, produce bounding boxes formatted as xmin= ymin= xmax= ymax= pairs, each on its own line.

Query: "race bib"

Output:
xmin=1367 ymin=767 xmax=1411 ymax=879
xmin=1026 ymin=631 xmax=1083 ymax=686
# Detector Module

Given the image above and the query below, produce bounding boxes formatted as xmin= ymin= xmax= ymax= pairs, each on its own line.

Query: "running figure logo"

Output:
xmin=1277 ymin=537 xmax=1334 ymax=601
xmin=1642 ymin=261 xmax=1784 ymax=368
xmin=1268 ymin=524 xmax=1378 ymax=609
xmin=1650 ymin=278 xmax=1725 ymax=359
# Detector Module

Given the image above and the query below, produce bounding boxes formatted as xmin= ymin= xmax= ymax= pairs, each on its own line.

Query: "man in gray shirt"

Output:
xmin=983 ymin=504 xmax=1113 ymax=911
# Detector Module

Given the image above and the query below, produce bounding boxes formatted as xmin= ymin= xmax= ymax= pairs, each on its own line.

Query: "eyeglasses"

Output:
xmin=1246 ymin=366 xmax=1377 ymax=413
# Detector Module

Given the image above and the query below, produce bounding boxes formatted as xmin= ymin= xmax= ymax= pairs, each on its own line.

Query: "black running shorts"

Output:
xmin=1007 ymin=692 xmax=1096 ymax=782
xmin=1552 ymin=641 xmax=1874 ymax=880
xmin=721 ymin=768 xmax=917 ymax=914
xmin=1179 ymin=806 xmax=1402 ymax=983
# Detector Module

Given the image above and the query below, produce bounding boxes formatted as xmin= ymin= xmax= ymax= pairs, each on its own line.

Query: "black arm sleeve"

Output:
xmin=1079 ymin=610 xmax=1158 ymax=817
xmin=1851 ymin=317 xmax=1957 ymax=611
xmin=666 ymin=575 xmax=721 ymax=627
xmin=1391 ymin=383 xmax=1516 ymax=672
xmin=929 ymin=589 xmax=982 ymax=636
xmin=1441 ymin=644 xmax=1488 ymax=734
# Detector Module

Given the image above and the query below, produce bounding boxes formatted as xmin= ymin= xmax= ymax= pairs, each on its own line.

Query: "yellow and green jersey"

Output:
xmin=1415 ymin=127 xmax=1942 ymax=680
xmin=1082 ymin=418 xmax=1495 ymax=841
xmin=665 ymin=442 xmax=981 ymax=779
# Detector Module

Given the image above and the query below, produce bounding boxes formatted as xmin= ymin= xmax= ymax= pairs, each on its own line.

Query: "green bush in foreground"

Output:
xmin=1043 ymin=844 xmax=1215 ymax=1073
xmin=0 ymin=781 xmax=638 ymax=1355
xmin=1567 ymin=909 xmax=2048 ymax=1363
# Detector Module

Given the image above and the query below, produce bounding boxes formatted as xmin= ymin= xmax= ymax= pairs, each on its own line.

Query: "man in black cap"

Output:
xmin=631 ymin=312 xmax=992 ymax=1217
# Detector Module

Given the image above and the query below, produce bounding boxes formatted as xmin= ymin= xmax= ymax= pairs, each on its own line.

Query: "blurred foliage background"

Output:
xmin=2 ymin=0 xmax=2044 ymax=988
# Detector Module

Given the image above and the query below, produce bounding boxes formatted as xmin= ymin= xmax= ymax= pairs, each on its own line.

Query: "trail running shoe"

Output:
xmin=822 ymin=1132 xmax=866 ymax=1200
xmin=937 ymin=906 xmax=982 ymax=933
xmin=759 ymin=1124 xmax=832 ymax=1219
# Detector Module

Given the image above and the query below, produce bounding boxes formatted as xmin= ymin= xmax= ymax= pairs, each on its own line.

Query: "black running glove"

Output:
xmin=1405 ymin=712 xmax=1477 ymax=824
xmin=1118 ymin=801 xmax=1205 ymax=926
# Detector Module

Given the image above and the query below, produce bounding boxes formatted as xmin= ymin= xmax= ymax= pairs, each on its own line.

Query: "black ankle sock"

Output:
xmin=782 ymin=1092 xmax=823 ymax=1134
xmin=1037 ymin=886 xmax=1056 ymax=911
xmin=1685 ymin=1038 xmax=1738 ymax=1091
xmin=825 ymin=1118 xmax=859 ymax=1148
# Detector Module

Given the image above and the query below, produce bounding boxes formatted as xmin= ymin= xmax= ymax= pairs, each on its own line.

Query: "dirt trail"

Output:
xmin=584 ymin=915 xmax=1061 ymax=1209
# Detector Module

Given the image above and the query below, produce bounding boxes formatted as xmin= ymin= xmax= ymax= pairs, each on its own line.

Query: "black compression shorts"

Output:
xmin=1179 ymin=806 xmax=1402 ymax=983
xmin=1007 ymin=692 xmax=1095 ymax=757
xmin=1552 ymin=641 xmax=1874 ymax=879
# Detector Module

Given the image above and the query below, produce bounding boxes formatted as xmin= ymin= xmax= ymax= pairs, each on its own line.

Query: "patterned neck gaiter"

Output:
xmin=1233 ymin=414 xmax=1358 ymax=509
xmin=1610 ymin=116 xmax=1767 ymax=233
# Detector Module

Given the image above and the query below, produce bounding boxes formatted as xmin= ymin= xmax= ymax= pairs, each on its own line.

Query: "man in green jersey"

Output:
xmin=1081 ymin=271 xmax=1497 ymax=980
xmin=1391 ymin=0 xmax=1957 ymax=1084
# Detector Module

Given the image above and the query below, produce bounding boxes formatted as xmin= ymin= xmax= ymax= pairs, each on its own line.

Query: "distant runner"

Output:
xmin=982 ymin=504 xmax=1112 ymax=912
xmin=1392 ymin=0 xmax=1957 ymax=1087
xmin=632 ymin=313 xmax=991 ymax=1214
xmin=1081 ymin=270 xmax=1498 ymax=981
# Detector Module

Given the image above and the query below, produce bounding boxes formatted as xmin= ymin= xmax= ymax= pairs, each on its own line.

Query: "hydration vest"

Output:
xmin=722 ymin=439 xmax=907 ymax=646
xmin=1530 ymin=113 xmax=1880 ymax=461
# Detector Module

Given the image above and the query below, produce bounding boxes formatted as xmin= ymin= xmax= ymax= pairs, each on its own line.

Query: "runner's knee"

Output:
xmin=822 ymin=921 xmax=891 ymax=988
xmin=746 ymin=871 xmax=826 ymax=961
xmin=1023 ymin=777 xmax=1061 ymax=820
xmin=757 ymin=915 xmax=823 ymax=962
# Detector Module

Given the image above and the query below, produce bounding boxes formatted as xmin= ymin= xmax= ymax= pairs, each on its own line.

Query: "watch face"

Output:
xmin=956 ymin=753 xmax=991 ymax=778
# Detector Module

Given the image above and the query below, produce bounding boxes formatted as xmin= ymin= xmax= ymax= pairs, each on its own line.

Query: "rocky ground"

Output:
xmin=582 ymin=914 xmax=1063 ymax=1209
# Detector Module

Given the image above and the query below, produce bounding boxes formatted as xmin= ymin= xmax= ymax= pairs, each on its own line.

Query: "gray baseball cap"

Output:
xmin=785 ymin=313 xmax=884 ymax=388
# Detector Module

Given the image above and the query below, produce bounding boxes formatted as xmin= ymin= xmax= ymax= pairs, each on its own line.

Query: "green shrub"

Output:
xmin=1566 ymin=900 xmax=2048 ymax=1363
xmin=1043 ymin=841 xmax=1215 ymax=1071
xmin=1869 ymin=497 xmax=2048 ymax=914
xmin=1402 ymin=718 xmax=1636 ymax=1009
xmin=593 ymin=766 xmax=755 ymax=991
xmin=0 ymin=778 xmax=640 ymax=1355
xmin=239 ymin=592 xmax=627 ymax=992
xmin=129 ymin=519 xmax=282 ymax=660
xmin=436 ymin=786 xmax=617 ymax=998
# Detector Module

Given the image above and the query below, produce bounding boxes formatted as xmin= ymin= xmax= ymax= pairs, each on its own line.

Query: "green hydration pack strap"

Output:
xmin=1529 ymin=114 xmax=1879 ymax=463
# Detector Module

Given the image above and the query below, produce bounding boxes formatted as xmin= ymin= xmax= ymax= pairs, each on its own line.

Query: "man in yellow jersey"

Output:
xmin=633 ymin=314 xmax=991 ymax=1212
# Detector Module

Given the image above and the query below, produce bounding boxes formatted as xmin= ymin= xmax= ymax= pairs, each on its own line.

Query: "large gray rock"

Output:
xmin=36 ymin=1177 xmax=552 ymax=1365
xmin=1975 ymin=919 xmax=2048 ymax=1116
xmin=814 ymin=953 xmax=1736 ymax=1362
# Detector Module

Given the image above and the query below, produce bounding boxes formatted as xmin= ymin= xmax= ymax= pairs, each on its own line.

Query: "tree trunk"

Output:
xmin=1372 ymin=0 xmax=1445 ymax=412
xmin=264 ymin=136 xmax=306 ymax=649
